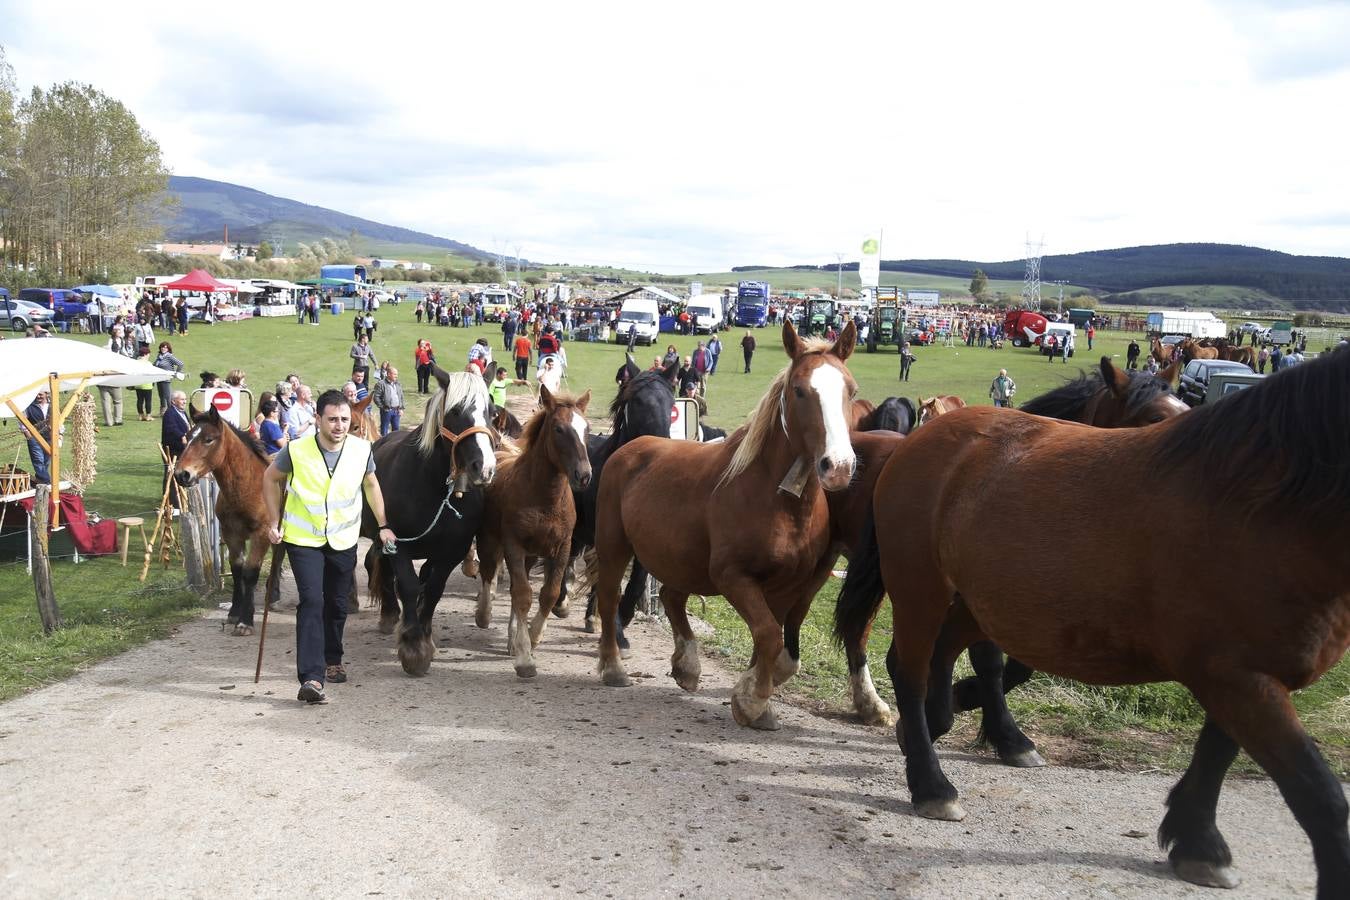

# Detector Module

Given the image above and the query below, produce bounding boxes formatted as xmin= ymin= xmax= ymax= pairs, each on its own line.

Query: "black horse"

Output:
xmin=856 ymin=396 xmax=917 ymax=434
xmin=554 ymin=357 xmax=679 ymax=652
xmin=363 ymin=366 xmax=498 ymax=675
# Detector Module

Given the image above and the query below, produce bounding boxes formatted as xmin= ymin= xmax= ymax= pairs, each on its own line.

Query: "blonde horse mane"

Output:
xmin=416 ymin=371 xmax=491 ymax=457
xmin=717 ymin=336 xmax=835 ymax=490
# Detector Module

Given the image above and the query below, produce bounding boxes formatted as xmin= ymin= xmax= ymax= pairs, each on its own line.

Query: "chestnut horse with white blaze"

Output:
xmin=475 ymin=385 xmax=592 ymax=678
xmin=592 ymin=321 xmax=858 ymax=730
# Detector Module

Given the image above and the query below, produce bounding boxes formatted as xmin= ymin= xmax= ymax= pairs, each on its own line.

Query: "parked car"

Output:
xmin=1177 ymin=358 xmax=1255 ymax=407
xmin=0 ymin=297 xmax=55 ymax=331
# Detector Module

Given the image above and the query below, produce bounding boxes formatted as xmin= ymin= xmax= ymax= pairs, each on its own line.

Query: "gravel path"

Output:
xmin=0 ymin=546 xmax=1320 ymax=898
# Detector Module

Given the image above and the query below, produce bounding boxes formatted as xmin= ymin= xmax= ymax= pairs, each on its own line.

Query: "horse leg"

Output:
xmin=552 ymin=561 xmax=571 ymax=620
xmin=503 ymin=547 xmax=537 ymax=678
xmin=595 ymin=543 xmax=633 ymax=688
xmin=720 ymin=575 xmax=784 ymax=731
xmin=923 ymin=602 xmax=987 ymax=743
xmin=777 ymin=592 xmax=809 ymax=687
xmin=475 ymin=533 xmax=502 ymax=630
xmin=368 ymin=549 xmax=399 ymax=635
xmin=1175 ymin=674 xmax=1350 ymax=895
xmin=412 ymin=559 xmax=453 ymax=669
xmin=969 ymin=641 xmax=1044 ymax=768
xmin=461 ymin=539 xmax=480 ymax=579
xmin=952 ymin=656 xmax=1035 ymax=712
xmin=233 ymin=536 xmax=269 ymax=632
xmin=393 ymin=553 xmax=433 ymax=676
xmin=658 ymin=585 xmax=700 ymax=693
xmin=884 ymin=583 xmax=966 ymax=822
xmin=1156 ymin=717 xmax=1241 ymax=889
xmin=843 ymin=602 xmax=894 ymax=727
xmin=528 ymin=553 xmax=568 ymax=649
xmin=614 ymin=559 xmax=648 ymax=656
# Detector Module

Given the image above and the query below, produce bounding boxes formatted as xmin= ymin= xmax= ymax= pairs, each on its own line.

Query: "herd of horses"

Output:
xmin=171 ymin=323 xmax=1350 ymax=898
xmin=1152 ymin=335 xmax=1258 ymax=369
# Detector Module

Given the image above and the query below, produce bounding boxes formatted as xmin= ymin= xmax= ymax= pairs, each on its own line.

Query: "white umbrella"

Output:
xmin=0 ymin=338 xmax=174 ymax=527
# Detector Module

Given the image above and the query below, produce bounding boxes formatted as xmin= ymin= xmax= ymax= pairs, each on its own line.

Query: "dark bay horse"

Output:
xmin=854 ymin=396 xmax=917 ymax=434
xmin=363 ymin=368 xmax=497 ymax=675
xmin=593 ymin=321 xmax=859 ymax=729
xmin=475 ymin=385 xmax=593 ymax=678
xmin=173 ymin=407 xmax=281 ymax=636
xmin=836 ymin=347 xmax=1350 ymax=894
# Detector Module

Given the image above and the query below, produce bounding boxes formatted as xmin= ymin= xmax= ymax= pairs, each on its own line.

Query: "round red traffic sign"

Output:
xmin=211 ymin=390 xmax=234 ymax=412
xmin=670 ymin=404 xmax=679 ymax=423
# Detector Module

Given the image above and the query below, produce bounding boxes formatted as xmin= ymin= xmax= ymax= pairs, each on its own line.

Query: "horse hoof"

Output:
xmin=398 ymin=641 xmax=433 ymax=676
xmin=378 ymin=616 xmax=398 ymax=636
xmin=475 ymin=609 xmax=492 ymax=629
xmin=914 ymin=798 xmax=966 ymax=822
xmin=515 ymin=663 xmax=537 ymax=679
xmin=1173 ymin=860 xmax=1241 ymax=889
xmin=731 ymin=696 xmax=780 ymax=730
xmin=225 ymin=614 xmax=239 ymax=626
xmin=1001 ymin=749 xmax=1047 ymax=768
xmin=601 ymin=667 xmax=632 ymax=688
xmin=462 ymin=560 xmax=480 ymax=578
xmin=231 ymin=624 xmax=255 ymax=637
xmin=583 ymin=617 xmax=596 ymax=634
xmin=858 ymin=706 xmax=896 ymax=728
xmin=619 ymin=645 xmax=633 ymax=660
xmin=672 ymin=671 xmax=700 ymax=693
xmin=552 ymin=598 xmax=570 ymax=618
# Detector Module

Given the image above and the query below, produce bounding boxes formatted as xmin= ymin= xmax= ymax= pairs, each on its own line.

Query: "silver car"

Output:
xmin=0 ymin=297 xmax=54 ymax=331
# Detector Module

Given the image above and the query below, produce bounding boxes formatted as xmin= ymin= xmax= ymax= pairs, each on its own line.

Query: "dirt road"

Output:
xmin=0 ymin=555 xmax=1319 ymax=898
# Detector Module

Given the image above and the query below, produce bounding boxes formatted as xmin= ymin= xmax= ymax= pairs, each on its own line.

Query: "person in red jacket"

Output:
xmin=413 ymin=339 xmax=435 ymax=394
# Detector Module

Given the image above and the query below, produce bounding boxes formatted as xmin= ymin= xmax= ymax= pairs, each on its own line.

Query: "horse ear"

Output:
xmin=660 ymin=358 xmax=680 ymax=384
xmin=782 ymin=320 xmax=806 ymax=359
xmin=831 ymin=319 xmax=857 ymax=361
xmin=1158 ymin=359 xmax=1182 ymax=388
xmin=575 ymin=389 xmax=591 ymax=414
xmin=1100 ymin=356 xmax=1129 ymax=398
xmin=432 ymin=365 xmax=451 ymax=392
xmin=539 ymin=384 xmax=555 ymax=408
xmin=623 ymin=353 xmax=640 ymax=381
xmin=189 ymin=401 xmax=203 ymax=420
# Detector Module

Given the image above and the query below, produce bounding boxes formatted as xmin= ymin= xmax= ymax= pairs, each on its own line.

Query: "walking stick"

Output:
xmin=254 ymin=541 xmax=285 ymax=683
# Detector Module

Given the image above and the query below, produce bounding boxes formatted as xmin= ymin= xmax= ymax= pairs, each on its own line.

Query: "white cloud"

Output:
xmin=3 ymin=0 xmax=1348 ymax=269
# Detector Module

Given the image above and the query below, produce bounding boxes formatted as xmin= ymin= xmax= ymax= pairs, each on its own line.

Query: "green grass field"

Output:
xmin=3 ymin=309 xmax=1346 ymax=773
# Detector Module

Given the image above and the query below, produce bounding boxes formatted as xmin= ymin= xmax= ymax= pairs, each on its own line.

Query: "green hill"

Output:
xmin=161 ymin=176 xmax=491 ymax=262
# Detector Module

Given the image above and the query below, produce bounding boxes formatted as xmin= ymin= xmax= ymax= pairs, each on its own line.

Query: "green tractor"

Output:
xmin=806 ymin=298 xmax=836 ymax=336
xmin=867 ymin=288 xmax=903 ymax=352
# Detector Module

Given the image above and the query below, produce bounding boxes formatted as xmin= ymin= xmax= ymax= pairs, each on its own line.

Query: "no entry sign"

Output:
xmin=192 ymin=387 xmax=243 ymax=426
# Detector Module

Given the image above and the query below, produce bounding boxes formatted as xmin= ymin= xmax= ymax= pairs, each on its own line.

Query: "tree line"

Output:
xmin=0 ymin=46 xmax=171 ymax=288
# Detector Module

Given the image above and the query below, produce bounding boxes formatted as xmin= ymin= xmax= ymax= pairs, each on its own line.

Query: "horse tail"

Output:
xmin=568 ymin=546 xmax=600 ymax=606
xmin=366 ymin=548 xmax=385 ymax=610
xmin=834 ymin=503 xmax=887 ymax=652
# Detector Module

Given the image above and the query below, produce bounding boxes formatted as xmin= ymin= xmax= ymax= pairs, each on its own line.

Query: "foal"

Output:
xmin=475 ymin=386 xmax=592 ymax=678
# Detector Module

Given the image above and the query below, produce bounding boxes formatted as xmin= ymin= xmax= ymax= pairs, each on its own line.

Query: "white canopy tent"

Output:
xmin=1 ymin=338 xmax=174 ymax=526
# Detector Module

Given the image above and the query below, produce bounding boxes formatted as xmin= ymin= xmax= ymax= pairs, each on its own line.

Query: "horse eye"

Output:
xmin=794 ymin=387 xmax=806 ymax=399
xmin=554 ymin=425 xmax=565 ymax=434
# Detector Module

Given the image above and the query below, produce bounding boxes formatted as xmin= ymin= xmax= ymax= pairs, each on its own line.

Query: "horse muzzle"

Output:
xmin=571 ymin=466 xmax=593 ymax=492
xmin=818 ymin=455 xmax=855 ymax=492
xmin=174 ymin=470 xmax=197 ymax=488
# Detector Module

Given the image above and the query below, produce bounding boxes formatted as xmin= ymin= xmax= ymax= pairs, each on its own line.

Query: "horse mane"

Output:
xmin=1152 ymin=347 xmax=1350 ymax=524
xmin=1021 ymin=368 xmax=1174 ymax=423
xmin=415 ymin=371 xmax=490 ymax=457
xmin=718 ymin=337 xmax=834 ymax=489
xmin=198 ymin=413 xmax=270 ymax=464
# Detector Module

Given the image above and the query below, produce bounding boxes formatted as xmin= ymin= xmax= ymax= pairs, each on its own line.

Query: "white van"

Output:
xmin=686 ymin=300 xmax=724 ymax=334
xmin=614 ymin=296 xmax=660 ymax=346
xmin=1039 ymin=322 xmax=1076 ymax=357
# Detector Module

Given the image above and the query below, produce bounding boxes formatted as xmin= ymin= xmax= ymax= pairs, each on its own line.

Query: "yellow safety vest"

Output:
xmin=282 ymin=434 xmax=372 ymax=550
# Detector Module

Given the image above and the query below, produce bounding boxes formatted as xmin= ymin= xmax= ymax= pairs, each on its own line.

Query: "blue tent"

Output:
xmin=73 ymin=284 xmax=121 ymax=297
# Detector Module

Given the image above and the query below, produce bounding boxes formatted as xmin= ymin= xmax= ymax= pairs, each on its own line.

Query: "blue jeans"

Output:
xmin=380 ymin=408 xmax=401 ymax=435
xmin=27 ymin=438 xmax=50 ymax=484
xmin=286 ymin=543 xmax=356 ymax=684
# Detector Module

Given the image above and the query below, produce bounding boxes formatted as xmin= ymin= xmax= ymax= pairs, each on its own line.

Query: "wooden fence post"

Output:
xmin=30 ymin=484 xmax=63 ymax=634
xmin=180 ymin=486 xmax=206 ymax=593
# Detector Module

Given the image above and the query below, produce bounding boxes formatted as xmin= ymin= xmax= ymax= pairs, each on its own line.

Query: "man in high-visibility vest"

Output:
xmin=264 ymin=389 xmax=397 ymax=704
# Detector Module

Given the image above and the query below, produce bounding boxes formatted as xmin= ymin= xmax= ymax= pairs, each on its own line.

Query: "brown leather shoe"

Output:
xmin=325 ymin=664 xmax=347 ymax=683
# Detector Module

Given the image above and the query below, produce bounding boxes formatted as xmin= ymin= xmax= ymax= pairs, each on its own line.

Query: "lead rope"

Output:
xmin=392 ymin=476 xmax=462 ymax=545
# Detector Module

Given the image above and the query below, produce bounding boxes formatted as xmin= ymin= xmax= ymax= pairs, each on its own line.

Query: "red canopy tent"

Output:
xmin=159 ymin=269 xmax=237 ymax=293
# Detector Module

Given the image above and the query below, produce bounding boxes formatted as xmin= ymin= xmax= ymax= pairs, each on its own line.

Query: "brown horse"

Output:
xmin=1222 ymin=345 xmax=1257 ymax=370
xmin=1151 ymin=336 xmax=1175 ymax=364
xmin=916 ymin=394 xmax=967 ymax=425
xmin=1180 ymin=337 xmax=1220 ymax=362
xmin=173 ymin=407 xmax=282 ymax=636
xmin=592 ymin=321 xmax=859 ymax=730
xmin=348 ymin=393 xmax=379 ymax=440
xmin=836 ymin=347 xmax=1350 ymax=894
xmin=475 ymin=385 xmax=593 ymax=678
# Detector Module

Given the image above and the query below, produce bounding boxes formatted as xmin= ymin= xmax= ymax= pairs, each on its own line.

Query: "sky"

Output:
xmin=3 ymin=0 xmax=1350 ymax=272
